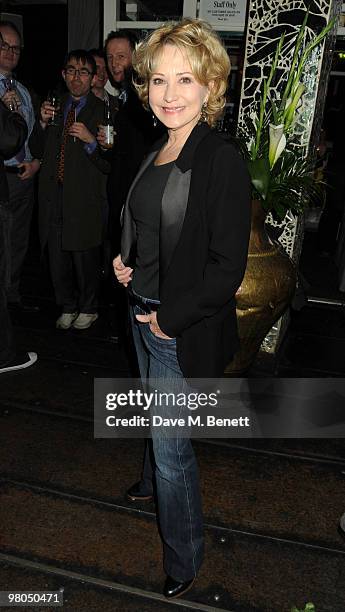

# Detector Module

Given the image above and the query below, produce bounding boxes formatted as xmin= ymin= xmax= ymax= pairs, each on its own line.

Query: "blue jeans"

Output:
xmin=130 ymin=294 xmax=204 ymax=581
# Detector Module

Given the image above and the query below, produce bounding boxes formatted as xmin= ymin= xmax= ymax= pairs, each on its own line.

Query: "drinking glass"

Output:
xmin=4 ymin=77 xmax=17 ymax=111
xmin=47 ymin=90 xmax=60 ymax=126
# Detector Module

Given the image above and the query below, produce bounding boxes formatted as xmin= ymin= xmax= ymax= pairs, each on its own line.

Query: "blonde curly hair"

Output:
xmin=132 ymin=18 xmax=231 ymax=128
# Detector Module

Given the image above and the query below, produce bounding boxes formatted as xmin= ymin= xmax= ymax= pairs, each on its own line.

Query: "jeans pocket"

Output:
xmin=148 ymin=326 xmax=176 ymax=343
xmin=133 ymin=303 xmax=175 ymax=342
xmin=134 ymin=304 xmax=148 ymax=317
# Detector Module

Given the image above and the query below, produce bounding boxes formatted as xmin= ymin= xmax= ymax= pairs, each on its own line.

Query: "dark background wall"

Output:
xmin=2 ymin=3 xmax=68 ymax=98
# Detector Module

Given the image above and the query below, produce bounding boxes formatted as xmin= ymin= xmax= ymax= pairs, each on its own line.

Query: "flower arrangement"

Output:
xmin=240 ymin=13 xmax=335 ymax=220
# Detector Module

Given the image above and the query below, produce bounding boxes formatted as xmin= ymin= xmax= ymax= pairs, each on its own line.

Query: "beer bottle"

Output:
xmin=102 ymin=100 xmax=114 ymax=148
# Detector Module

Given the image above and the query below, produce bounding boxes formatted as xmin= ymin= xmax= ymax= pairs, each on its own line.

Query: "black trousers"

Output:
xmin=47 ymin=189 xmax=101 ymax=313
xmin=0 ymin=202 xmax=16 ymax=366
xmin=6 ymin=173 xmax=34 ymax=303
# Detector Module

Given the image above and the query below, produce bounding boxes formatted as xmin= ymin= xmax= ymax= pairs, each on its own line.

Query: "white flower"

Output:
xmin=285 ymin=96 xmax=292 ymax=110
xmin=269 ymin=124 xmax=286 ymax=168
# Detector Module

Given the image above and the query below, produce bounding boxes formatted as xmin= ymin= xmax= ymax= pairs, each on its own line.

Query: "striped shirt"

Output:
xmin=0 ymin=72 xmax=35 ymax=166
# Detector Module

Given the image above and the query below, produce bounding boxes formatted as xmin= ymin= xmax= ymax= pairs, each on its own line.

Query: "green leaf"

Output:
xmin=272 ymin=200 xmax=287 ymax=220
xmin=270 ymin=97 xmax=279 ymax=125
xmin=247 ymin=157 xmax=271 ymax=200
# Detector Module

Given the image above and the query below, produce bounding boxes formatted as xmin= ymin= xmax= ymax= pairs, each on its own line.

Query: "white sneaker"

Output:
xmin=72 ymin=312 xmax=98 ymax=330
xmin=0 ymin=352 xmax=38 ymax=374
xmin=56 ymin=312 xmax=78 ymax=330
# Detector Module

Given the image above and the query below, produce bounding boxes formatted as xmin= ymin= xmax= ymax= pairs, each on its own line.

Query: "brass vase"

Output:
xmin=225 ymin=199 xmax=296 ymax=374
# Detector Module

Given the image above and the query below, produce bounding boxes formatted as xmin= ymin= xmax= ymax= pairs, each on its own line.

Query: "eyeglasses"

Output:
xmin=0 ymin=41 xmax=22 ymax=55
xmin=65 ymin=66 xmax=92 ymax=78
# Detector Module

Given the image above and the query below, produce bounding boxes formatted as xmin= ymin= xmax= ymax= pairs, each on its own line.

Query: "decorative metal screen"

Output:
xmin=237 ymin=0 xmax=341 ymax=354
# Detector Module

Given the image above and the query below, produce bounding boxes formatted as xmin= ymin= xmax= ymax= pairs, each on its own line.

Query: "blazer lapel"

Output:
xmin=160 ymin=165 xmax=191 ymax=279
xmin=159 ymin=124 xmax=211 ymax=279
xmin=121 ymin=123 xmax=211 ymax=273
xmin=121 ymin=150 xmax=157 ymax=265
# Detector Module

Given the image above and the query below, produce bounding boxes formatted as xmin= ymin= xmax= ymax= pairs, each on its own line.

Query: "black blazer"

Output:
xmin=0 ymin=100 xmax=27 ymax=203
xmin=122 ymin=123 xmax=251 ymax=378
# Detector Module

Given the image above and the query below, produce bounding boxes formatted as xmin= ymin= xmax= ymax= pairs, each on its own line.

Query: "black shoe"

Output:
xmin=0 ymin=351 xmax=38 ymax=374
xmin=163 ymin=576 xmax=195 ymax=599
xmin=126 ymin=481 xmax=153 ymax=502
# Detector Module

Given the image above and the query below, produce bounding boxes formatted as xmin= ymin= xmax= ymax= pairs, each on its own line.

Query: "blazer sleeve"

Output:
xmin=87 ymin=145 xmax=111 ymax=175
xmin=0 ymin=100 xmax=28 ymax=159
xmin=28 ymin=119 xmax=47 ymax=160
xmin=157 ymin=143 xmax=251 ymax=337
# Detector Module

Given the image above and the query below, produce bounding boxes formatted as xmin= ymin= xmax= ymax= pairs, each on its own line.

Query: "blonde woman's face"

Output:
xmin=149 ymin=44 xmax=210 ymax=133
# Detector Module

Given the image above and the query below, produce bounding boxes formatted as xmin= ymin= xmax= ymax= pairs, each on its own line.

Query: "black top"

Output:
xmin=130 ymin=159 xmax=173 ymax=299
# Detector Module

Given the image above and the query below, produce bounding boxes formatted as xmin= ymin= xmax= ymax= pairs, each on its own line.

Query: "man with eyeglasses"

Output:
xmin=29 ymin=50 xmax=110 ymax=330
xmin=0 ymin=20 xmax=41 ymax=310
xmin=0 ymin=94 xmax=37 ymax=373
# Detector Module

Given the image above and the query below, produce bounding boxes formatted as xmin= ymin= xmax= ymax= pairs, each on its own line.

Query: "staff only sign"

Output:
xmin=199 ymin=0 xmax=246 ymax=26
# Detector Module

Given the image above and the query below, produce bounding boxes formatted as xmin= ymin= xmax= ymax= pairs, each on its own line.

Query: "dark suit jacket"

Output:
xmin=0 ymin=100 xmax=27 ymax=203
xmin=122 ymin=123 xmax=251 ymax=378
xmin=30 ymin=92 xmax=110 ymax=251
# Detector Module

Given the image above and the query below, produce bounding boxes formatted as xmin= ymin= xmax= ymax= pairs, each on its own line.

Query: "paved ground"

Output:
xmin=0 ymin=228 xmax=344 ymax=611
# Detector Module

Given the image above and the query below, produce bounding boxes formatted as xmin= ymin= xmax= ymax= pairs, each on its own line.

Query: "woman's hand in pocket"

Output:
xmin=136 ymin=311 xmax=173 ymax=339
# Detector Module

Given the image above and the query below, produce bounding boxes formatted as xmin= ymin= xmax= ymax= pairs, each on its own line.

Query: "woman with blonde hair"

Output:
xmin=114 ymin=18 xmax=251 ymax=598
